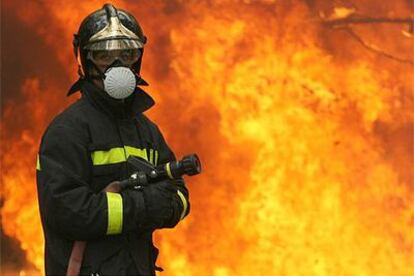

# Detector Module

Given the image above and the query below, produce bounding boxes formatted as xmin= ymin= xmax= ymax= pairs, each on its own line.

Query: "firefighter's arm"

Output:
xmin=155 ymin=127 xmax=191 ymax=228
xmin=36 ymin=124 xmax=146 ymax=240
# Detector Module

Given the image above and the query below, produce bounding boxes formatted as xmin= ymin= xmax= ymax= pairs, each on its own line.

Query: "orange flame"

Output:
xmin=1 ymin=0 xmax=413 ymax=275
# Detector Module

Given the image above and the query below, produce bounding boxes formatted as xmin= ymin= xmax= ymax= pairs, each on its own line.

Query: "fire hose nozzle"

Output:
xmin=168 ymin=154 xmax=202 ymax=177
xmin=117 ymin=153 xmax=202 ymax=189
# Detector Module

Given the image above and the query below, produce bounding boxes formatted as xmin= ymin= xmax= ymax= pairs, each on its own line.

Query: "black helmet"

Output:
xmin=72 ymin=4 xmax=147 ymax=83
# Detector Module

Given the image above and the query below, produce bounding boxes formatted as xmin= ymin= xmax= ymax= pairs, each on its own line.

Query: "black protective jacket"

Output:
xmin=36 ymin=80 xmax=190 ymax=275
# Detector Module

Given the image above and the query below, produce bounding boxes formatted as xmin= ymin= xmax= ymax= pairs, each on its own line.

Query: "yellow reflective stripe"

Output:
xmin=92 ymin=146 xmax=149 ymax=165
xmin=124 ymin=146 xmax=147 ymax=160
xmin=149 ymin=149 xmax=154 ymax=165
xmin=36 ymin=154 xmax=41 ymax=171
xmin=165 ymin=163 xmax=174 ymax=179
xmin=106 ymin=192 xmax=123 ymax=235
xmin=154 ymin=151 xmax=159 ymax=166
xmin=177 ymin=190 xmax=188 ymax=220
xmin=92 ymin=148 xmax=125 ymax=165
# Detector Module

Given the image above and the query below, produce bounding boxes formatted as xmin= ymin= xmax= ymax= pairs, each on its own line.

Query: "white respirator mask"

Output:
xmin=103 ymin=66 xmax=137 ymax=99
xmin=87 ymin=49 xmax=140 ymax=99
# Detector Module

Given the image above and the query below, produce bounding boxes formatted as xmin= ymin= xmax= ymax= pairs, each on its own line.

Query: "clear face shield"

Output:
xmin=87 ymin=48 xmax=141 ymax=67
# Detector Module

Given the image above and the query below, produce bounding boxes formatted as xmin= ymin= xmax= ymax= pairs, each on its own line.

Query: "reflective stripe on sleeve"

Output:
xmin=176 ymin=190 xmax=188 ymax=220
xmin=106 ymin=192 xmax=123 ymax=235
xmin=165 ymin=163 xmax=174 ymax=179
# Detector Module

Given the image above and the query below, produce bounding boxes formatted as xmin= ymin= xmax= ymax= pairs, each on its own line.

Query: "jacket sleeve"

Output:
xmin=37 ymin=122 xmax=146 ymax=241
xmin=154 ymin=126 xmax=191 ymax=227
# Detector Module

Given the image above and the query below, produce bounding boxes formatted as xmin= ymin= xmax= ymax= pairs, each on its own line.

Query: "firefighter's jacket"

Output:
xmin=36 ymin=80 xmax=190 ymax=275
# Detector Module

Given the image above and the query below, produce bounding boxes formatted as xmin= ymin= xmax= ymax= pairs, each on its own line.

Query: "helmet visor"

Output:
xmin=88 ymin=49 xmax=141 ymax=66
xmin=85 ymin=38 xmax=144 ymax=51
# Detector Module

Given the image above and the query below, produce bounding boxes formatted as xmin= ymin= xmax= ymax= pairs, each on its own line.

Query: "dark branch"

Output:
xmin=344 ymin=28 xmax=414 ymax=65
xmin=320 ymin=11 xmax=414 ymax=65
xmin=323 ymin=16 xmax=414 ymax=27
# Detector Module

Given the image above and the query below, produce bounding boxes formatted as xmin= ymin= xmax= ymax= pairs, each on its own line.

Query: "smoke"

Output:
xmin=1 ymin=1 xmax=70 ymax=102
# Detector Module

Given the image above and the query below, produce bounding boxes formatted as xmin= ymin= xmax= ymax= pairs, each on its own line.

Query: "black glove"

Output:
xmin=142 ymin=181 xmax=176 ymax=230
xmin=162 ymin=193 xmax=184 ymax=228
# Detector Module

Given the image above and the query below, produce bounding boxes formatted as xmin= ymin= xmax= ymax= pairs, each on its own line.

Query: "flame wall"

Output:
xmin=1 ymin=0 xmax=413 ymax=275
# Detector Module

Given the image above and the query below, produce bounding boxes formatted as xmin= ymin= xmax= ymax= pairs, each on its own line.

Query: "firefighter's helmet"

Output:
xmin=73 ymin=3 xmax=147 ymax=79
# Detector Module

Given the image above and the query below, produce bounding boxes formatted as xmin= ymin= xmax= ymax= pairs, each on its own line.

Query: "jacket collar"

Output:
xmin=68 ymin=78 xmax=155 ymax=119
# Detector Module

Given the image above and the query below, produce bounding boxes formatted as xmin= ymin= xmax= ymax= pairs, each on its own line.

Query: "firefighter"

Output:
xmin=36 ymin=4 xmax=190 ymax=275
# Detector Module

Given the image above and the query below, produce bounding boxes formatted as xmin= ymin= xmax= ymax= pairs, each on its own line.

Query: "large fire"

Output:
xmin=1 ymin=0 xmax=413 ymax=275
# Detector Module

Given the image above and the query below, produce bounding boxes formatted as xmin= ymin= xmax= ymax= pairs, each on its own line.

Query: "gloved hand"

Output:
xmin=162 ymin=193 xmax=184 ymax=228
xmin=142 ymin=181 xmax=176 ymax=230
